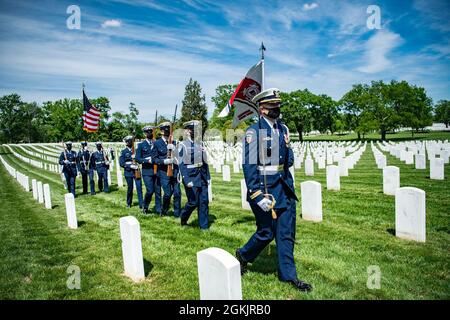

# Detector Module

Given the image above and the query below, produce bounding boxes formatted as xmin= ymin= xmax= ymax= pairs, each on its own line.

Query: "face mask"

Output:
xmin=266 ymin=108 xmax=281 ymax=119
xmin=67 ymin=145 xmax=72 ymax=151
xmin=163 ymin=129 xmax=170 ymax=136
xmin=97 ymin=146 xmax=102 ymax=151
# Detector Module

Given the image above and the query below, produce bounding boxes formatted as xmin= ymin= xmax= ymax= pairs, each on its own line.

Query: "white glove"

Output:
xmin=145 ymin=157 xmax=152 ymax=163
xmin=131 ymin=154 xmax=136 ymax=159
xmin=167 ymin=144 xmax=175 ymax=150
xmin=64 ymin=160 xmax=70 ymax=165
xmin=105 ymin=161 xmax=110 ymax=165
xmin=257 ymin=198 xmax=273 ymax=212
xmin=164 ymin=158 xmax=174 ymax=165
xmin=187 ymin=181 xmax=194 ymax=188
xmin=130 ymin=164 xmax=138 ymax=170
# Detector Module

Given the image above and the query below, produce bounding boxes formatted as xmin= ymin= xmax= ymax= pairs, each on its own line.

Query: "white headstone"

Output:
xmin=208 ymin=181 xmax=213 ymax=202
xmin=415 ymin=154 xmax=426 ymax=170
xmin=376 ymin=155 xmax=386 ymax=169
xmin=240 ymin=179 xmax=251 ymax=210
xmin=43 ymin=184 xmax=52 ymax=209
xmin=305 ymin=158 xmax=314 ymax=176
xmin=222 ymin=165 xmax=231 ymax=182
xmin=430 ymin=158 xmax=444 ymax=180
xmin=289 ymin=166 xmax=295 ymax=185
xmin=32 ymin=179 xmax=38 ymax=200
xmin=395 ymin=187 xmax=426 ymax=242
xmin=338 ymin=158 xmax=348 ymax=177
xmin=405 ymin=151 xmax=414 ymax=165
xmin=119 ymin=216 xmax=145 ymax=282
xmin=326 ymin=165 xmax=340 ymax=191
xmin=116 ymin=167 xmax=124 ymax=188
xmin=233 ymin=161 xmax=240 ymax=174
xmin=64 ymin=193 xmax=78 ymax=229
xmin=37 ymin=181 xmax=44 ymax=204
xmin=383 ymin=166 xmax=400 ymax=196
xmin=301 ymin=181 xmax=322 ymax=222
xmin=197 ymin=247 xmax=242 ymax=300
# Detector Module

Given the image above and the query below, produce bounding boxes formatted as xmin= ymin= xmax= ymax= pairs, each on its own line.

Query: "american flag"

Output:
xmin=82 ymin=89 xmax=100 ymax=132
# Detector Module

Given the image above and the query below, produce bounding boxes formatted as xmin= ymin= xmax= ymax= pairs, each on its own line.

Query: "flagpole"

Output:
xmin=260 ymin=42 xmax=265 ymax=90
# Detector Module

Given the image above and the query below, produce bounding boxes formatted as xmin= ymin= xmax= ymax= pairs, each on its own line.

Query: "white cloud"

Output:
xmin=303 ymin=3 xmax=319 ymax=11
xmin=101 ymin=19 xmax=122 ymax=28
xmin=357 ymin=30 xmax=403 ymax=73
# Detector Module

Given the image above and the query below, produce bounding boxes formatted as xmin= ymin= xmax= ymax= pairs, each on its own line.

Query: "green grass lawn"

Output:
xmin=0 ymin=143 xmax=449 ymax=300
xmin=300 ymin=130 xmax=450 ymax=142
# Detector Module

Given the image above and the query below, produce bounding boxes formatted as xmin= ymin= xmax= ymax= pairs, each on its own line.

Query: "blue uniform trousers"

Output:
xmin=125 ymin=176 xmax=143 ymax=208
xmin=142 ymin=175 xmax=161 ymax=213
xmin=160 ymin=175 xmax=181 ymax=217
xmin=97 ymin=170 xmax=109 ymax=192
xmin=64 ymin=172 xmax=76 ymax=197
xmin=88 ymin=169 xmax=95 ymax=194
xmin=180 ymin=184 xmax=209 ymax=229
xmin=239 ymin=199 xmax=297 ymax=282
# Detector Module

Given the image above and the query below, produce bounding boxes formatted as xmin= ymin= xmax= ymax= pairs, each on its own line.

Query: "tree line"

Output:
xmin=1 ymin=78 xmax=448 ymax=144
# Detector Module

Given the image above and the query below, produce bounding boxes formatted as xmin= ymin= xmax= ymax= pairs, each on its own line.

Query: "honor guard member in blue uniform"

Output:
xmin=178 ymin=120 xmax=211 ymax=230
xmin=90 ymin=141 xmax=110 ymax=193
xmin=154 ymin=122 xmax=181 ymax=217
xmin=59 ymin=141 xmax=78 ymax=197
xmin=136 ymin=126 xmax=161 ymax=214
xmin=235 ymin=88 xmax=312 ymax=292
xmin=119 ymin=135 xmax=144 ymax=209
xmin=77 ymin=141 xmax=95 ymax=195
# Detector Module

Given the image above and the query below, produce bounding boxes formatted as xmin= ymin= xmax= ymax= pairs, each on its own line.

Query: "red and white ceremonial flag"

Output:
xmin=82 ymin=89 xmax=100 ymax=132
xmin=218 ymin=60 xmax=263 ymax=128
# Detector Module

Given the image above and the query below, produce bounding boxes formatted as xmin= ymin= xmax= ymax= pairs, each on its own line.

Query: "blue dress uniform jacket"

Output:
xmin=136 ymin=139 xmax=157 ymax=176
xmin=153 ymin=137 xmax=181 ymax=216
xmin=243 ymin=118 xmax=297 ymax=209
xmin=178 ymin=139 xmax=210 ymax=229
xmin=238 ymin=117 xmax=299 ymax=282
xmin=178 ymin=140 xmax=211 ymax=187
xmin=119 ymin=147 xmax=137 ymax=178
xmin=59 ymin=150 xmax=78 ymax=196
xmin=119 ymin=147 xmax=143 ymax=208
xmin=135 ymin=139 xmax=161 ymax=212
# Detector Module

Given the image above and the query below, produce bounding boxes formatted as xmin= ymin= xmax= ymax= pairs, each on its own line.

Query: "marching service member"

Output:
xmin=153 ymin=122 xmax=181 ymax=217
xmin=136 ymin=126 xmax=161 ymax=214
xmin=236 ymin=88 xmax=313 ymax=292
xmin=178 ymin=120 xmax=210 ymax=230
xmin=90 ymin=141 xmax=110 ymax=193
xmin=59 ymin=141 xmax=78 ymax=197
xmin=77 ymin=141 xmax=95 ymax=195
xmin=119 ymin=135 xmax=143 ymax=209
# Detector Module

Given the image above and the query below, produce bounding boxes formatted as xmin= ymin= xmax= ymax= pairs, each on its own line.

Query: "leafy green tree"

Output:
xmin=434 ymin=100 xmax=450 ymax=128
xmin=310 ymin=94 xmax=338 ymax=134
xmin=0 ymin=94 xmax=25 ymax=143
xmin=340 ymin=84 xmax=372 ymax=140
xmin=179 ymin=78 xmax=208 ymax=133
xmin=280 ymin=89 xmax=314 ymax=141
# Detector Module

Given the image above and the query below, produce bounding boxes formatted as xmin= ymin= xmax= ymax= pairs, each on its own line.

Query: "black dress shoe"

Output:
xmin=126 ymin=204 xmax=131 ymax=208
xmin=289 ymin=279 xmax=313 ymax=292
xmin=142 ymin=208 xmax=149 ymax=214
xmin=235 ymin=249 xmax=248 ymax=275
xmin=181 ymin=219 xmax=188 ymax=226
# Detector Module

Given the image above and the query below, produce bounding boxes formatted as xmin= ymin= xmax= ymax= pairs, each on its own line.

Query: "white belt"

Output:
xmin=258 ymin=165 xmax=284 ymax=174
xmin=187 ymin=163 xmax=202 ymax=169
xmin=125 ymin=161 xmax=132 ymax=164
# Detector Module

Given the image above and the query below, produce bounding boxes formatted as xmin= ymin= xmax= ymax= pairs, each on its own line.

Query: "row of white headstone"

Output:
xmin=0 ymin=154 xmax=53 ymax=209
xmin=372 ymin=141 xmax=445 ymax=180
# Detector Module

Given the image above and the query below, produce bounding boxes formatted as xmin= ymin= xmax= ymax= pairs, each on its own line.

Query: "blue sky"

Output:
xmin=0 ymin=0 xmax=448 ymax=121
